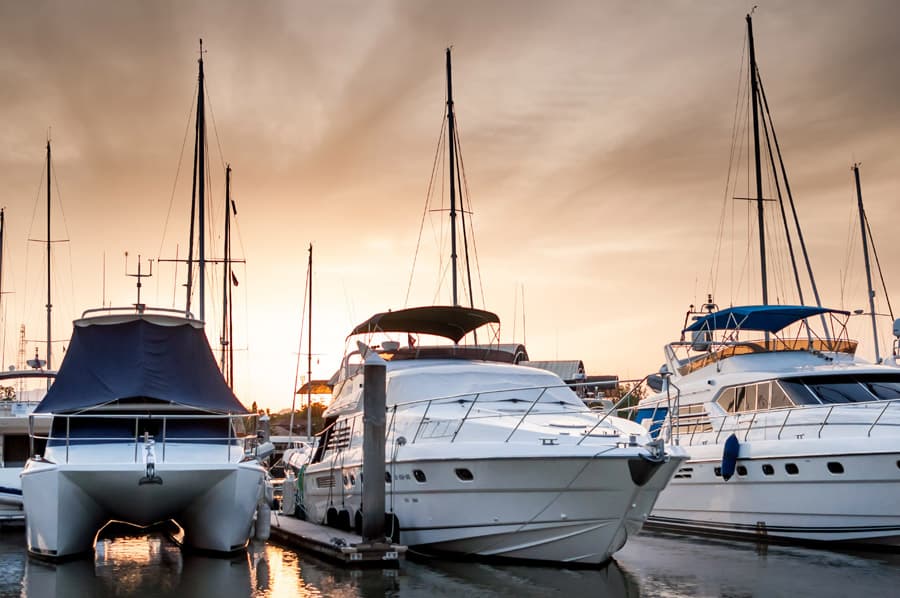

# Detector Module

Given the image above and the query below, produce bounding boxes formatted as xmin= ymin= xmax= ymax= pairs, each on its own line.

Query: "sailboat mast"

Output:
xmin=853 ymin=164 xmax=880 ymax=363
xmin=747 ymin=14 xmax=768 ymax=305
xmin=197 ymin=43 xmax=207 ymax=323
xmin=46 ymin=140 xmax=52 ymax=370
xmin=307 ymin=243 xmax=312 ymax=440
xmin=446 ymin=48 xmax=459 ymax=307
xmin=221 ymin=164 xmax=232 ymax=385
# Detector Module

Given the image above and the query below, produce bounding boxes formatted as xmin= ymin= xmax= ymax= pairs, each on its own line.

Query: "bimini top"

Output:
xmin=684 ymin=305 xmax=849 ymax=334
xmin=348 ymin=306 xmax=500 ymax=343
xmin=34 ymin=315 xmax=247 ymax=414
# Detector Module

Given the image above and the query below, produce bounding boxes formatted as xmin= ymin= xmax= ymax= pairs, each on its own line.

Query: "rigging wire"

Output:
xmin=405 ymin=109 xmax=447 ymax=307
xmin=709 ymin=29 xmax=748 ymax=302
xmin=156 ymin=84 xmax=198 ymax=261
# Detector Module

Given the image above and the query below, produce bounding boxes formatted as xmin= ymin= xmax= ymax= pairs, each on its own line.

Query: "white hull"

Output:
xmin=302 ymin=450 xmax=684 ymax=564
xmin=22 ymin=444 xmax=265 ymax=558
xmin=649 ymin=438 xmax=900 ymax=545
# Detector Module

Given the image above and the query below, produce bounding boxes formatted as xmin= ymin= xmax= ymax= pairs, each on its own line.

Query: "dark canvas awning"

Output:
xmin=348 ymin=306 xmax=500 ymax=343
xmin=35 ymin=317 xmax=247 ymax=414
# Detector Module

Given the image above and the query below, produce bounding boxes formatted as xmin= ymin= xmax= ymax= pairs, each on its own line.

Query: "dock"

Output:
xmin=268 ymin=512 xmax=406 ymax=567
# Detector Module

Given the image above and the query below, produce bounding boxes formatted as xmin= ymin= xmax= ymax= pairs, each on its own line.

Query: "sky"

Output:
xmin=2 ymin=0 xmax=900 ymax=412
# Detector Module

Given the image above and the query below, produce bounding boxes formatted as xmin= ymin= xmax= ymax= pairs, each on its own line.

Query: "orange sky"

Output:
xmin=2 ymin=1 xmax=900 ymax=411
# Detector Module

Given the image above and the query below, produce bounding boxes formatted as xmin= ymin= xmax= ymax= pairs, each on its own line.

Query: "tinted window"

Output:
xmin=779 ymin=380 xmax=821 ymax=405
xmin=863 ymin=379 xmax=900 ymax=400
xmin=806 ymin=381 xmax=875 ymax=404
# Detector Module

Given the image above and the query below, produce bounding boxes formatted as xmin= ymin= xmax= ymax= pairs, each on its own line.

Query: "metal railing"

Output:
xmin=314 ymin=378 xmax=657 ymax=458
xmin=28 ymin=413 xmax=257 ymax=464
xmin=642 ymin=397 xmax=900 ymax=446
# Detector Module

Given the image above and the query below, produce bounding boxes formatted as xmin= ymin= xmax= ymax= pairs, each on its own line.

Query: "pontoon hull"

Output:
xmin=22 ymin=458 xmax=264 ymax=558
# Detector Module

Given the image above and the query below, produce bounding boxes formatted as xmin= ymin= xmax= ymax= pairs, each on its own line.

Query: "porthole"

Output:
xmin=736 ymin=465 xmax=748 ymax=476
xmin=713 ymin=467 xmax=722 ymax=477
xmin=785 ymin=463 xmax=799 ymax=475
xmin=455 ymin=468 xmax=474 ymax=481
xmin=762 ymin=464 xmax=774 ymax=476
xmin=827 ymin=462 xmax=844 ymax=474
xmin=413 ymin=469 xmax=427 ymax=483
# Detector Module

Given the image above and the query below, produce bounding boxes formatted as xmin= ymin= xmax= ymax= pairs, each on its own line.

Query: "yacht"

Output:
xmin=296 ymin=305 xmax=687 ymax=565
xmin=636 ymin=303 xmax=900 ymax=545
xmin=21 ymin=307 xmax=266 ymax=559
xmin=0 ymin=368 xmax=54 ymax=522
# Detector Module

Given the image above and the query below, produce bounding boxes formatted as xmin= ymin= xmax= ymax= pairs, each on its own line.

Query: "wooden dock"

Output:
xmin=269 ymin=512 xmax=406 ymax=567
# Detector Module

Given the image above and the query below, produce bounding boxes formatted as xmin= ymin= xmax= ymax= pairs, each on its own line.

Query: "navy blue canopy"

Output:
xmin=35 ymin=317 xmax=247 ymax=414
xmin=683 ymin=305 xmax=849 ymax=334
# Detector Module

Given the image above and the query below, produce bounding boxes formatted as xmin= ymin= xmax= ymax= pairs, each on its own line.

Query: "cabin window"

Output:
xmin=769 ymin=382 xmax=793 ymax=409
xmin=779 ymin=380 xmax=821 ymax=405
xmin=413 ymin=469 xmax=427 ymax=483
xmin=762 ymin=464 xmax=774 ymax=475
xmin=756 ymin=382 xmax=771 ymax=411
xmin=717 ymin=388 xmax=736 ymax=412
xmin=785 ymin=463 xmax=799 ymax=475
xmin=455 ymin=468 xmax=474 ymax=481
xmin=736 ymin=465 xmax=748 ymax=476
xmin=827 ymin=462 xmax=844 ymax=474
xmin=864 ymin=379 xmax=900 ymax=400
xmin=806 ymin=380 xmax=875 ymax=404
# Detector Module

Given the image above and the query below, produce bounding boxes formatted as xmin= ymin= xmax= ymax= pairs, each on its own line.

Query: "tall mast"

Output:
xmin=747 ymin=13 xmax=767 ymax=305
xmin=46 ymin=140 xmax=52 ymax=370
xmin=197 ymin=41 xmax=207 ymax=322
xmin=853 ymin=164 xmax=880 ymax=363
xmin=221 ymin=164 xmax=233 ymax=386
xmin=307 ymin=243 xmax=312 ymax=440
xmin=446 ymin=48 xmax=459 ymax=307
xmin=186 ymin=40 xmax=207 ymax=320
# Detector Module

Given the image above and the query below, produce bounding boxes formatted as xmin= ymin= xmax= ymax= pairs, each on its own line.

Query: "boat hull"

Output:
xmin=302 ymin=451 xmax=685 ymax=565
xmin=648 ymin=439 xmax=900 ymax=546
xmin=22 ymin=457 xmax=265 ymax=558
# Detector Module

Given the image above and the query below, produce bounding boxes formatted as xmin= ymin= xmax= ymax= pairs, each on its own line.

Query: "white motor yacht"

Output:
xmin=636 ymin=304 xmax=900 ymax=546
xmin=296 ymin=305 xmax=687 ymax=565
xmin=21 ymin=307 xmax=266 ymax=559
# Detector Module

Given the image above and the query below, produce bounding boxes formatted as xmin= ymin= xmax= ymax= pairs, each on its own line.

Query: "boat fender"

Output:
xmin=255 ymin=502 xmax=271 ymax=541
xmin=326 ymin=506 xmax=338 ymax=528
xmin=721 ymin=433 xmax=740 ymax=481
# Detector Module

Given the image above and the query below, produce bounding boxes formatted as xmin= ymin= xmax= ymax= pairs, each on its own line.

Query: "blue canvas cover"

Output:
xmin=683 ymin=305 xmax=848 ymax=334
xmin=34 ymin=317 xmax=247 ymax=414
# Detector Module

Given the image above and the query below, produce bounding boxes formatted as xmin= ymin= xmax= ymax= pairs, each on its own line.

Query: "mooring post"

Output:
xmin=361 ymin=350 xmax=387 ymax=542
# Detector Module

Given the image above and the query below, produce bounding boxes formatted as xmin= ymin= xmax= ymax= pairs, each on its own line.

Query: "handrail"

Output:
xmin=29 ymin=412 xmax=255 ymax=464
xmin=577 ymin=374 xmax=653 ymax=446
xmin=80 ymin=306 xmax=197 ymax=319
xmin=671 ymin=397 xmax=900 ymax=446
xmin=504 ymin=387 xmax=549 ymax=442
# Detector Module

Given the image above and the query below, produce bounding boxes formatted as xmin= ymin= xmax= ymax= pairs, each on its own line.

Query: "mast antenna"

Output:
xmin=125 ymin=252 xmax=154 ymax=312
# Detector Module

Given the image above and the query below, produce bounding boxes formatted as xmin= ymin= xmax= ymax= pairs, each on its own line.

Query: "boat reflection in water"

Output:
xmin=6 ymin=529 xmax=900 ymax=597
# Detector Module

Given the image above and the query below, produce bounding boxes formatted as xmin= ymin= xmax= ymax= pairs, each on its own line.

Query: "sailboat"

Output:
xmin=633 ymin=14 xmax=900 ymax=547
xmin=295 ymin=48 xmax=686 ymax=565
xmin=20 ymin=43 xmax=266 ymax=559
xmin=0 ymin=142 xmax=60 ymax=522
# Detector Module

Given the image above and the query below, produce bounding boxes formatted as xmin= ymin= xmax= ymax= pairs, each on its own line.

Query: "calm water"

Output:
xmin=0 ymin=529 xmax=898 ymax=597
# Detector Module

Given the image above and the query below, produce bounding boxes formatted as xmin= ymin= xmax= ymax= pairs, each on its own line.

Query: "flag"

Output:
xmin=231 ymin=271 xmax=239 ymax=286
xmin=408 ymin=333 xmax=416 ymax=348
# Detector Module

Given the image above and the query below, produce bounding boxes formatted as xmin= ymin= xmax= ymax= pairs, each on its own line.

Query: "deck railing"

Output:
xmin=636 ymin=397 xmax=900 ymax=446
xmin=315 ymin=377 xmax=660 ymax=456
xmin=28 ymin=413 xmax=258 ymax=464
